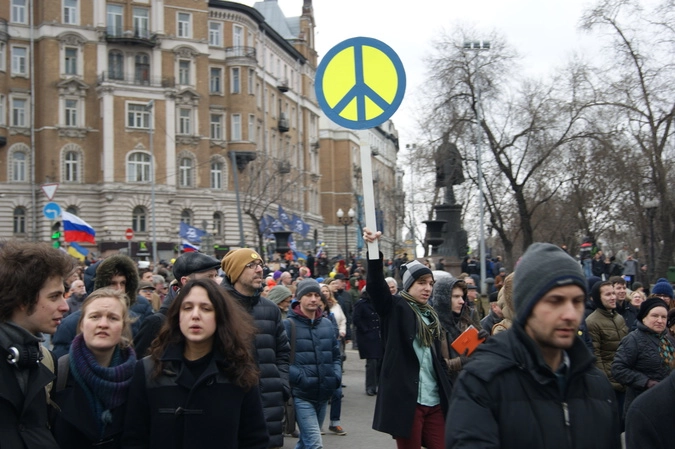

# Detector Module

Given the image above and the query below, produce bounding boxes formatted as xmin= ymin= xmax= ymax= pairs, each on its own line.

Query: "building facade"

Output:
xmin=0 ymin=0 xmax=323 ymax=260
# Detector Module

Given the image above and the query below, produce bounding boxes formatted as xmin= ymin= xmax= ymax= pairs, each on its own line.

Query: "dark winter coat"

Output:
xmin=618 ymin=302 xmax=639 ymax=332
xmin=586 ymin=307 xmax=629 ymax=391
xmin=284 ymin=304 xmax=341 ymax=403
xmin=480 ymin=309 xmax=501 ymax=335
xmin=221 ymin=276 xmax=290 ymax=448
xmin=132 ymin=284 xmax=180 ymax=358
xmin=625 ymin=369 xmax=675 ymax=449
xmin=0 ymin=323 xmax=59 ymax=449
xmin=51 ymin=361 xmax=127 ymax=448
xmin=122 ymin=346 xmax=269 ymax=449
xmin=446 ymin=323 xmax=621 ymax=448
xmin=366 ymin=257 xmax=452 ymax=439
xmin=352 ymin=294 xmax=383 ymax=360
xmin=612 ymin=322 xmax=674 ymax=413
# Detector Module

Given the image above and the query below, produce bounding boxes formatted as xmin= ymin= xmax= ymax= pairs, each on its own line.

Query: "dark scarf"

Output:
xmin=69 ymin=334 xmax=136 ymax=435
xmin=400 ymin=291 xmax=442 ymax=347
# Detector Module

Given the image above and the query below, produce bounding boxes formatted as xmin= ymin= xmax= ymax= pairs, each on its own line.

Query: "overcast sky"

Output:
xmin=238 ymin=0 xmax=602 ymax=147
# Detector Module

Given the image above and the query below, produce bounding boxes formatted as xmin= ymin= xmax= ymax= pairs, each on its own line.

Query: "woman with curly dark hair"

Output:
xmin=122 ymin=279 xmax=268 ymax=449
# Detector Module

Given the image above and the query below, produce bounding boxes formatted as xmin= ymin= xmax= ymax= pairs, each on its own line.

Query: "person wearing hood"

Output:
xmin=220 ymin=248 xmax=290 ymax=449
xmin=612 ymin=297 xmax=674 ymax=416
xmin=446 ymin=243 xmax=620 ymax=448
xmin=586 ymin=280 xmax=629 ymax=425
xmin=283 ymin=279 xmax=341 ymax=449
xmin=363 ymin=228 xmax=451 ymax=449
xmin=433 ymin=278 xmax=487 ymax=382
xmin=52 ymin=254 xmax=148 ymax=359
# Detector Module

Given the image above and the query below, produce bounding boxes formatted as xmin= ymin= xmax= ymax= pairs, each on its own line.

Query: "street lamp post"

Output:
xmin=337 ymin=208 xmax=355 ymax=261
xmin=464 ymin=40 xmax=490 ymax=296
xmin=644 ymin=199 xmax=659 ymax=284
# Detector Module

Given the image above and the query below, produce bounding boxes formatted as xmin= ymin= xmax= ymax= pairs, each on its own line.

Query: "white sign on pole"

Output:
xmin=360 ymin=147 xmax=380 ymax=259
xmin=40 ymin=183 xmax=59 ymax=201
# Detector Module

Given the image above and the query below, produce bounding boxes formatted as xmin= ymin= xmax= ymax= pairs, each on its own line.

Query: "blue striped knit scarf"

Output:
xmin=69 ymin=333 xmax=136 ymax=435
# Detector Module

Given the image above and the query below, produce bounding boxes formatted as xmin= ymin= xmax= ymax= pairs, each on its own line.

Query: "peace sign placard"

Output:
xmin=315 ymin=37 xmax=406 ymax=130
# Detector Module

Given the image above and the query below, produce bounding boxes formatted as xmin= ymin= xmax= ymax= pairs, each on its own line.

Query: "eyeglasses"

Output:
xmin=245 ymin=261 xmax=264 ymax=269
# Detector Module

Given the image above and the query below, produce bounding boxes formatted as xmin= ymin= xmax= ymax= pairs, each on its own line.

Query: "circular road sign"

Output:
xmin=315 ymin=37 xmax=406 ymax=130
xmin=125 ymin=228 xmax=134 ymax=241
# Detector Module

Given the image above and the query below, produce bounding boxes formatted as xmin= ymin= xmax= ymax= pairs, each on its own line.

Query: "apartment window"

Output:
xmin=135 ymin=53 xmax=150 ymax=84
xmin=178 ymin=108 xmax=192 ymax=135
xmin=11 ymin=46 xmax=27 ymax=76
xmin=180 ymin=209 xmax=192 ymax=226
xmin=11 ymin=98 xmax=27 ymax=127
xmin=233 ymin=25 xmax=243 ymax=47
xmin=213 ymin=212 xmax=223 ymax=235
xmin=179 ymin=157 xmax=193 ymax=187
xmin=178 ymin=60 xmax=190 ymax=85
xmin=177 ymin=12 xmax=191 ymax=38
xmin=64 ymin=150 xmax=80 ymax=182
xmin=108 ymin=50 xmax=124 ymax=80
xmin=11 ymin=0 xmax=27 ymax=24
xmin=64 ymin=99 xmax=78 ymax=127
xmin=132 ymin=206 xmax=147 ymax=232
xmin=133 ymin=8 xmax=150 ymax=38
xmin=210 ymin=67 xmax=222 ymax=94
xmin=127 ymin=103 xmax=150 ymax=129
xmin=248 ymin=114 xmax=255 ymax=142
xmin=0 ymin=43 xmax=5 ymax=71
xmin=248 ymin=69 xmax=255 ymax=95
xmin=13 ymin=207 xmax=26 ymax=234
xmin=63 ymin=0 xmax=78 ymax=25
xmin=211 ymin=162 xmax=223 ymax=190
xmin=231 ymin=114 xmax=241 ymax=141
xmin=210 ymin=113 xmax=223 ymax=140
xmin=209 ymin=22 xmax=222 ymax=46
xmin=10 ymin=151 xmax=27 ymax=182
xmin=107 ymin=4 xmax=123 ymax=37
xmin=127 ymin=152 xmax=151 ymax=182
xmin=64 ymin=47 xmax=77 ymax=75
xmin=231 ymin=67 xmax=240 ymax=94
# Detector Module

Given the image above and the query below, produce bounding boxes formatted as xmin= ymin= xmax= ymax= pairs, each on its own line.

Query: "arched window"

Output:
xmin=180 ymin=209 xmax=192 ymax=226
xmin=108 ymin=50 xmax=124 ymax=80
xmin=10 ymin=150 xmax=27 ymax=182
xmin=65 ymin=206 xmax=79 ymax=215
xmin=213 ymin=212 xmax=223 ymax=236
xmin=127 ymin=152 xmax=151 ymax=182
xmin=179 ymin=157 xmax=192 ymax=187
xmin=64 ymin=150 xmax=80 ymax=182
xmin=210 ymin=161 xmax=223 ymax=189
xmin=132 ymin=206 xmax=147 ymax=232
xmin=135 ymin=53 xmax=150 ymax=84
xmin=13 ymin=207 xmax=26 ymax=234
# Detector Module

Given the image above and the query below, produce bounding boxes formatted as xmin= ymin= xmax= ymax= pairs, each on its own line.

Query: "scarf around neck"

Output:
xmin=69 ymin=333 xmax=136 ymax=435
xmin=400 ymin=291 xmax=442 ymax=347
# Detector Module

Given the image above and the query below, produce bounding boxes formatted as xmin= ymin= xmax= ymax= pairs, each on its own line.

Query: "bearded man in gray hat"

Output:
xmin=445 ymin=242 xmax=620 ymax=448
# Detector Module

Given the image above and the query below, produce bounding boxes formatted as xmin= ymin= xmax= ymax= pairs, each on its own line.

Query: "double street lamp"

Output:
xmin=337 ymin=208 xmax=355 ymax=260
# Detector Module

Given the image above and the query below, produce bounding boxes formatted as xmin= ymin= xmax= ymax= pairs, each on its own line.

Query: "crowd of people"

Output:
xmin=2 ymin=236 xmax=674 ymax=449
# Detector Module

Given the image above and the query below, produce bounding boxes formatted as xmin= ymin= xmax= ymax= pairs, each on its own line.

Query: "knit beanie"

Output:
xmin=221 ymin=248 xmax=263 ymax=284
xmin=637 ymin=297 xmax=669 ymax=322
xmin=514 ymin=243 xmax=587 ymax=324
xmin=652 ymin=278 xmax=674 ymax=300
xmin=295 ymin=279 xmax=321 ymax=300
xmin=401 ymin=260 xmax=433 ymax=291
xmin=267 ymin=285 xmax=293 ymax=305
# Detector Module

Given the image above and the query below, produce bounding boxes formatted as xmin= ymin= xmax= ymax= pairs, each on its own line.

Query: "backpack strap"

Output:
xmin=56 ymin=354 xmax=70 ymax=392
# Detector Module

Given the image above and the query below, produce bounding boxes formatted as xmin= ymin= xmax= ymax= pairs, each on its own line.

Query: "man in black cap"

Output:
xmin=446 ymin=242 xmax=620 ymax=447
xmin=480 ymin=291 xmax=502 ymax=335
xmin=132 ymin=252 xmax=220 ymax=357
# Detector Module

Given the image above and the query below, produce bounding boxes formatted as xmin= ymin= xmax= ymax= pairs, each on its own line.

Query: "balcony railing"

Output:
xmin=105 ymin=27 xmax=157 ymax=47
xmin=278 ymin=113 xmax=289 ymax=133
xmin=224 ymin=46 xmax=257 ymax=61
xmin=98 ymin=72 xmax=175 ymax=88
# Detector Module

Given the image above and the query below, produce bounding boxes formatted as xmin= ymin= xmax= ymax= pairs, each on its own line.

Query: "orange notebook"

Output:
xmin=451 ymin=325 xmax=486 ymax=356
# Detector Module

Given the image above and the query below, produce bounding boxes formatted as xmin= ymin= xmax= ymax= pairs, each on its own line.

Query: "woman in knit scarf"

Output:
xmin=51 ymin=288 xmax=136 ymax=448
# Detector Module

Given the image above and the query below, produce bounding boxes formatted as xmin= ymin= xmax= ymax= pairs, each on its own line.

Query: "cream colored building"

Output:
xmin=0 ymin=0 xmax=323 ymax=260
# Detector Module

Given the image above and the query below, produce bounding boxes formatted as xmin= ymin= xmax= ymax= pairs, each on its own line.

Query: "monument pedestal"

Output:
xmin=433 ymin=204 xmax=468 ymax=261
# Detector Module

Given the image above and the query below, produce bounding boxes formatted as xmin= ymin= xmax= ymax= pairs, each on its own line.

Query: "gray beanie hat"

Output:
xmin=295 ymin=279 xmax=321 ymax=300
xmin=514 ymin=243 xmax=587 ymax=324
xmin=401 ymin=260 xmax=433 ymax=291
xmin=267 ymin=285 xmax=293 ymax=305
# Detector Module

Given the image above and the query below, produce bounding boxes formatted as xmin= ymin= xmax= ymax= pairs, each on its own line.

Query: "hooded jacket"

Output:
xmin=446 ymin=323 xmax=621 ymax=448
xmin=220 ymin=276 xmax=290 ymax=448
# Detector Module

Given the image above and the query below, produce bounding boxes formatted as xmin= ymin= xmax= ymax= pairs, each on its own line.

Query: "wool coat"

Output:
xmin=366 ymin=257 xmax=452 ymax=439
xmin=122 ymin=346 xmax=269 ymax=449
xmin=446 ymin=324 xmax=621 ymax=448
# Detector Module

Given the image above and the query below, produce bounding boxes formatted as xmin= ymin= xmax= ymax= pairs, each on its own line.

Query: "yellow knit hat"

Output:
xmin=221 ymin=248 xmax=263 ymax=284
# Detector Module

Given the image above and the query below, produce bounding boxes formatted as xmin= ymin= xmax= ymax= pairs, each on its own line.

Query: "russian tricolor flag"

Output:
xmin=62 ymin=211 xmax=96 ymax=244
xmin=182 ymin=240 xmax=199 ymax=252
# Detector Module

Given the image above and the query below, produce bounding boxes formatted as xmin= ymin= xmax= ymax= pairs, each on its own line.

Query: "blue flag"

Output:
xmin=179 ymin=222 xmax=206 ymax=243
xmin=278 ymin=205 xmax=292 ymax=227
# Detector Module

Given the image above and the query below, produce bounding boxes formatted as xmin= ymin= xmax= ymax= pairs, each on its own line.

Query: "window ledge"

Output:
xmin=57 ymin=126 xmax=88 ymax=138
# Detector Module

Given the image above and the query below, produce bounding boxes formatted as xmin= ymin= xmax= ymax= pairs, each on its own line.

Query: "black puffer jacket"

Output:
xmin=446 ymin=323 xmax=621 ymax=448
xmin=220 ymin=277 xmax=290 ymax=448
xmin=612 ymin=322 xmax=674 ymax=413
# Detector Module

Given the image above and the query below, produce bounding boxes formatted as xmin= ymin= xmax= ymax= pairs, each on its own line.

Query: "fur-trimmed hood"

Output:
xmin=498 ymin=273 xmax=515 ymax=321
xmin=93 ymin=254 xmax=139 ymax=306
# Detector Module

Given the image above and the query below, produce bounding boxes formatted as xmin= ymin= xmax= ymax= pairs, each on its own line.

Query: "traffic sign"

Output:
xmin=41 ymin=183 xmax=59 ymax=201
xmin=125 ymin=228 xmax=134 ymax=241
xmin=315 ymin=37 xmax=406 ymax=130
xmin=43 ymin=202 xmax=61 ymax=221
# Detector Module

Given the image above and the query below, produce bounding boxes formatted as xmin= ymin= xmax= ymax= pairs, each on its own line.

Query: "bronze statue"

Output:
xmin=435 ymin=133 xmax=464 ymax=205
